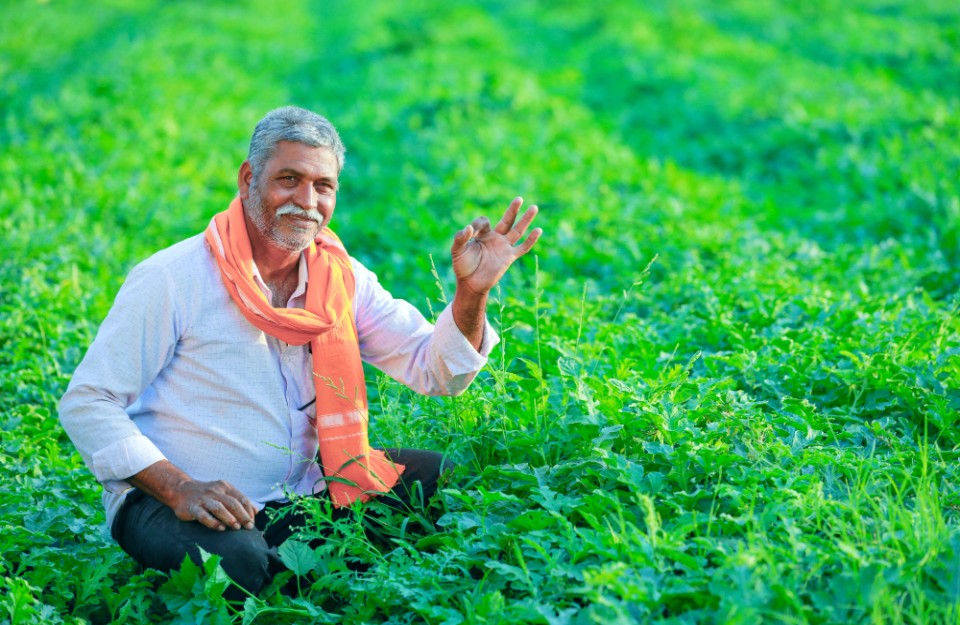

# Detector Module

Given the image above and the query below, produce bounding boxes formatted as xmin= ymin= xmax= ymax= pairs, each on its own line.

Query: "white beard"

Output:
xmin=245 ymin=183 xmax=321 ymax=252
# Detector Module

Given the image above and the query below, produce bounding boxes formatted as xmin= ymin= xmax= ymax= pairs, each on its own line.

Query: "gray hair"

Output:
xmin=246 ymin=106 xmax=346 ymax=180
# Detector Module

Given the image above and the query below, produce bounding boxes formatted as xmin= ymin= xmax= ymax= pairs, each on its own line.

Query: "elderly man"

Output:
xmin=59 ymin=106 xmax=540 ymax=593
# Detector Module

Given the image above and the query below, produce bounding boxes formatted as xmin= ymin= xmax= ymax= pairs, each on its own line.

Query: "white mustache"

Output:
xmin=276 ymin=203 xmax=322 ymax=224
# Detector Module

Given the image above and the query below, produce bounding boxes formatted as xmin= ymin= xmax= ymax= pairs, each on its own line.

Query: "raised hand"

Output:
xmin=451 ymin=196 xmax=542 ymax=297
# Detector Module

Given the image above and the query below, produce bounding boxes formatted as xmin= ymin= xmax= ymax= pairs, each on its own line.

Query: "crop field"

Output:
xmin=2 ymin=0 xmax=960 ymax=623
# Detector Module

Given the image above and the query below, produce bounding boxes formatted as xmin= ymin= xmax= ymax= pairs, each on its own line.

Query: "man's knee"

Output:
xmin=114 ymin=492 xmax=280 ymax=594
xmin=213 ymin=530 xmax=281 ymax=594
xmin=145 ymin=528 xmax=279 ymax=594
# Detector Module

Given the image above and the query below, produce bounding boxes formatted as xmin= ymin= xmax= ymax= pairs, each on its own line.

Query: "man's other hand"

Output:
xmin=171 ymin=479 xmax=258 ymax=532
xmin=451 ymin=196 xmax=542 ymax=297
xmin=129 ymin=460 xmax=257 ymax=532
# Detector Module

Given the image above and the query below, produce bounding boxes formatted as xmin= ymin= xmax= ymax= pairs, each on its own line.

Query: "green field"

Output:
xmin=3 ymin=0 xmax=960 ymax=623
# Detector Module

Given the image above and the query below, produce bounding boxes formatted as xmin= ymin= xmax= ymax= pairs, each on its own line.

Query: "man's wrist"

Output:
xmin=453 ymin=281 xmax=489 ymax=309
xmin=452 ymin=283 xmax=489 ymax=351
xmin=128 ymin=459 xmax=192 ymax=509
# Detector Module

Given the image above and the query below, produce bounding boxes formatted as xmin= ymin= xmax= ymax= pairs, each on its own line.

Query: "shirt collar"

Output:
xmin=250 ymin=254 xmax=309 ymax=306
xmin=291 ymin=254 xmax=309 ymax=299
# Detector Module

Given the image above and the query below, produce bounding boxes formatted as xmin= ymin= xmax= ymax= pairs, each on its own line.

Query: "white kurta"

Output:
xmin=59 ymin=233 xmax=498 ymax=527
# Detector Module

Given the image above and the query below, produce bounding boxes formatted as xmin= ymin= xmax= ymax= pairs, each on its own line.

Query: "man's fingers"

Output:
xmin=513 ymin=228 xmax=543 ymax=258
xmin=194 ymin=506 xmax=226 ymax=531
xmin=185 ymin=484 xmax=252 ymax=530
xmin=495 ymin=197 xmax=523 ymax=235
xmin=458 ymin=224 xmax=475 ymax=243
xmin=223 ymin=484 xmax=257 ymax=527
xmin=507 ymin=205 xmax=538 ymax=244
xmin=171 ymin=479 xmax=256 ymax=530
xmin=243 ymin=498 xmax=258 ymax=522
xmin=222 ymin=496 xmax=255 ymax=530
xmin=214 ymin=495 xmax=257 ymax=530
xmin=471 ymin=216 xmax=492 ymax=237
xmin=451 ymin=224 xmax=475 ymax=255
xmin=203 ymin=498 xmax=243 ymax=530
xmin=457 ymin=197 xmax=537 ymax=253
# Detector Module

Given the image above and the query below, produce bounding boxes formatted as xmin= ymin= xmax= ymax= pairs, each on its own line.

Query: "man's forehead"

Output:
xmin=267 ymin=141 xmax=338 ymax=173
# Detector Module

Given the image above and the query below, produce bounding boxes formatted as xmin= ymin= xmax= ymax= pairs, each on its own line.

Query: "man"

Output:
xmin=59 ymin=106 xmax=540 ymax=593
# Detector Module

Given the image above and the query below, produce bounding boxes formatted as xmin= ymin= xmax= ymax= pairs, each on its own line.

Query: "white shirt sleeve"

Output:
xmin=351 ymin=259 xmax=499 ymax=396
xmin=58 ymin=261 xmax=176 ymax=492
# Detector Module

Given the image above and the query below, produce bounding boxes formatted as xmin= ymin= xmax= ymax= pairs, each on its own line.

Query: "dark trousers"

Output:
xmin=110 ymin=448 xmax=452 ymax=594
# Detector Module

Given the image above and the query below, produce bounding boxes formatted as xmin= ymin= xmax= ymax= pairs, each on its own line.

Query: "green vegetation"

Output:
xmin=2 ymin=0 xmax=959 ymax=622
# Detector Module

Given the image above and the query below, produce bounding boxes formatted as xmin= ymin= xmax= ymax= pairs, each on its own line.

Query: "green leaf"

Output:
xmin=0 ymin=576 xmax=40 ymax=624
xmin=159 ymin=554 xmax=203 ymax=612
xmin=278 ymin=540 xmax=320 ymax=577
xmin=241 ymin=597 xmax=262 ymax=625
xmin=557 ymin=356 xmax=582 ymax=377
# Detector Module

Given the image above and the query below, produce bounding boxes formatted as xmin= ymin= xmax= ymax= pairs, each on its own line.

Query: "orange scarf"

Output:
xmin=204 ymin=197 xmax=403 ymax=508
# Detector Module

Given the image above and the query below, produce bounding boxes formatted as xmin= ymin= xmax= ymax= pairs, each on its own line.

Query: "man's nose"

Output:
xmin=294 ymin=183 xmax=318 ymax=210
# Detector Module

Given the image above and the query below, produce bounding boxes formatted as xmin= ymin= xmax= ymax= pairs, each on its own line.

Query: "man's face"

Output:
xmin=241 ymin=141 xmax=339 ymax=253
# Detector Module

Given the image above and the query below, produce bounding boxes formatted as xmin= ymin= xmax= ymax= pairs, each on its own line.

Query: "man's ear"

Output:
xmin=238 ymin=160 xmax=254 ymax=199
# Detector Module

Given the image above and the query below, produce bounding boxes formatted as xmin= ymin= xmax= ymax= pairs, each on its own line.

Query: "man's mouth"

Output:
xmin=277 ymin=205 xmax=322 ymax=228
xmin=284 ymin=217 xmax=321 ymax=234
xmin=287 ymin=214 xmax=317 ymax=224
